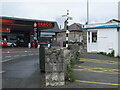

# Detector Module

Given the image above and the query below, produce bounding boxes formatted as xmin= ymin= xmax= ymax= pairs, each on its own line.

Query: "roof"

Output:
xmin=0 ymin=16 xmax=55 ymax=23
xmin=106 ymin=19 xmax=120 ymax=23
xmin=62 ymin=23 xmax=83 ymax=32
xmin=0 ymin=16 xmax=61 ymax=33
xmin=83 ymin=19 xmax=120 ymax=29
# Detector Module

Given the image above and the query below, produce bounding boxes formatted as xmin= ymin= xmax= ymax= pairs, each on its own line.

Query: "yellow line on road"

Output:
xmin=80 ymin=58 xmax=119 ymax=64
xmin=76 ymin=80 xmax=120 ymax=86
xmin=74 ymin=65 xmax=120 ymax=74
xmin=76 ymin=65 xmax=120 ymax=71
xmin=74 ymin=69 xmax=119 ymax=74
xmin=0 ymin=58 xmax=16 ymax=63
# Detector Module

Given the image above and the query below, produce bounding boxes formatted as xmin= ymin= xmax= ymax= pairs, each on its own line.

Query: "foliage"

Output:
xmin=97 ymin=50 xmax=119 ymax=58
xmin=65 ymin=65 xmax=76 ymax=82
xmin=65 ymin=51 xmax=80 ymax=82
xmin=70 ymin=59 xmax=76 ymax=68
xmin=116 ymin=55 xmax=120 ymax=59
xmin=74 ymin=51 xmax=80 ymax=60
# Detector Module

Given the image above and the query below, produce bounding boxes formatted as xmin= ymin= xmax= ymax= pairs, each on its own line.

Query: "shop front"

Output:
xmin=0 ymin=16 xmax=60 ymax=47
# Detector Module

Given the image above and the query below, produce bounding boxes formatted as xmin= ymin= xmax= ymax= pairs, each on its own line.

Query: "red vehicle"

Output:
xmin=31 ymin=41 xmax=38 ymax=48
xmin=39 ymin=42 xmax=53 ymax=47
xmin=0 ymin=40 xmax=8 ymax=47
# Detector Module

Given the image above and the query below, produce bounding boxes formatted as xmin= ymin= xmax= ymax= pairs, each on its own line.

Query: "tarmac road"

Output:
xmin=1 ymin=48 xmax=45 ymax=88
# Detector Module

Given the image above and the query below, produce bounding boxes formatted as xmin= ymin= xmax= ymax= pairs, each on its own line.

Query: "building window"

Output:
xmin=92 ymin=32 xmax=97 ymax=43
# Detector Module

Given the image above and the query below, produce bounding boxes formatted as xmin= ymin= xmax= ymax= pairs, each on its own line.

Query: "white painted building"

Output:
xmin=85 ymin=19 xmax=120 ymax=56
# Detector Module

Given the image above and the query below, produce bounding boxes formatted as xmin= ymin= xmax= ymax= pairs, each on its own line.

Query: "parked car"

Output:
xmin=7 ymin=42 xmax=16 ymax=47
xmin=0 ymin=40 xmax=8 ymax=47
xmin=39 ymin=42 xmax=52 ymax=47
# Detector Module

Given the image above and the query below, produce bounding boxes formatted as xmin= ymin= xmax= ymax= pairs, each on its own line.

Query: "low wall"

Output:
xmin=40 ymin=45 xmax=80 ymax=86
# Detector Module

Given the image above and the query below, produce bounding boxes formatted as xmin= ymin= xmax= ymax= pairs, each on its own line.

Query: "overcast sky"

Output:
xmin=0 ymin=0 xmax=120 ymax=28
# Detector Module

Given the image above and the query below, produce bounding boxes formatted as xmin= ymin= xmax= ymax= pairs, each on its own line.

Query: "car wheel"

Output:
xmin=11 ymin=44 xmax=14 ymax=47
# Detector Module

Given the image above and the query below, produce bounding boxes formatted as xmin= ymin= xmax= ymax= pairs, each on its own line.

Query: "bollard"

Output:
xmin=39 ymin=47 xmax=45 ymax=73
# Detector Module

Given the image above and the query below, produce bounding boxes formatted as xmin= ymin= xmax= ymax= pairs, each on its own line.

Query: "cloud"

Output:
xmin=1 ymin=1 xmax=118 ymax=26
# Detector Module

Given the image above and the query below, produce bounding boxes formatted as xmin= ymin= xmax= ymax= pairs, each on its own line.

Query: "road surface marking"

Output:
xmin=28 ymin=54 xmax=34 ymax=56
xmin=74 ymin=65 xmax=120 ymax=74
xmin=0 ymin=58 xmax=14 ymax=63
xmin=0 ymin=57 xmax=18 ymax=63
xmin=0 ymin=70 xmax=5 ymax=73
xmin=80 ymin=58 xmax=119 ymax=64
xmin=14 ymin=55 xmax=20 ymax=57
xmin=5 ymin=56 xmax=11 ymax=57
xmin=21 ymin=55 xmax=27 ymax=56
xmin=75 ymin=80 xmax=120 ymax=86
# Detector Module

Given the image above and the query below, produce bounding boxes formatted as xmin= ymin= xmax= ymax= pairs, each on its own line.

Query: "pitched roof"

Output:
xmin=62 ymin=23 xmax=83 ymax=32
xmin=106 ymin=19 xmax=120 ymax=23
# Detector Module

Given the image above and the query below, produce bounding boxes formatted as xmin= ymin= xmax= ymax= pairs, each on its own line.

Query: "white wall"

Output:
xmin=87 ymin=28 xmax=118 ymax=56
xmin=118 ymin=28 xmax=120 ymax=56
xmin=118 ymin=1 xmax=120 ymax=20
xmin=97 ymin=28 xmax=118 ymax=56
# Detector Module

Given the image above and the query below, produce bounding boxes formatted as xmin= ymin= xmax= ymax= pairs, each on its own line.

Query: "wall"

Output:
xmin=118 ymin=28 xmax=120 ymax=56
xmin=118 ymin=1 xmax=120 ymax=20
xmin=87 ymin=28 xmax=118 ymax=56
xmin=98 ymin=28 xmax=118 ymax=56
xmin=57 ymin=32 xmax=84 ymax=47
xmin=117 ymin=1 xmax=120 ymax=56
xmin=43 ymin=45 xmax=80 ymax=86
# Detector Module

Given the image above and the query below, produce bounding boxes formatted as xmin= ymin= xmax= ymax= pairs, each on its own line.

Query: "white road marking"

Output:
xmin=14 ymin=55 xmax=20 ymax=57
xmin=0 ymin=70 xmax=5 ymax=73
xmin=6 ymin=56 xmax=11 ymax=58
xmin=28 ymin=54 xmax=34 ymax=56
xmin=21 ymin=55 xmax=27 ymax=56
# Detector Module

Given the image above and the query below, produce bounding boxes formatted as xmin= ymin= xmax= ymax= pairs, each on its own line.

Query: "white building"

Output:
xmin=85 ymin=19 xmax=120 ymax=56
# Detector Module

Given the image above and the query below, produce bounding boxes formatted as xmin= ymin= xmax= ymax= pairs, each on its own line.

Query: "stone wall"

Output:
xmin=41 ymin=45 xmax=80 ymax=86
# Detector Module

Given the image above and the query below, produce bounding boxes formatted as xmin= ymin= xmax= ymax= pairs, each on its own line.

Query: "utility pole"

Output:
xmin=62 ymin=10 xmax=72 ymax=48
xmin=86 ymin=0 xmax=89 ymax=24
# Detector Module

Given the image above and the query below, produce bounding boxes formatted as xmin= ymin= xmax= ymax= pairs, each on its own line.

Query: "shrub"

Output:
xmin=97 ymin=50 xmax=115 ymax=58
xmin=111 ymin=50 xmax=115 ymax=57
xmin=116 ymin=55 xmax=120 ymax=59
xmin=107 ymin=50 xmax=115 ymax=57
xmin=97 ymin=52 xmax=107 ymax=55
xmin=65 ymin=65 xmax=76 ymax=82
xmin=76 ymin=51 xmax=80 ymax=57
xmin=74 ymin=51 xmax=80 ymax=60
xmin=70 ymin=59 xmax=76 ymax=68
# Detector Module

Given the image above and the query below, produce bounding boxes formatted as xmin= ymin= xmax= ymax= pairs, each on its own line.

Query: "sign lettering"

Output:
xmin=38 ymin=22 xmax=53 ymax=28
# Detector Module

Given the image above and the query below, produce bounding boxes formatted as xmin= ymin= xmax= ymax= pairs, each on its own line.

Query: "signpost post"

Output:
xmin=62 ymin=10 xmax=72 ymax=49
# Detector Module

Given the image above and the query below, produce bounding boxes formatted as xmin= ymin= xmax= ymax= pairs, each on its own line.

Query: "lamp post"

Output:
xmin=62 ymin=10 xmax=72 ymax=48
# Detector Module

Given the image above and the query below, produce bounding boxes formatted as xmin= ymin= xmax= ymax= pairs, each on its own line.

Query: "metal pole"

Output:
xmin=87 ymin=0 xmax=89 ymax=24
